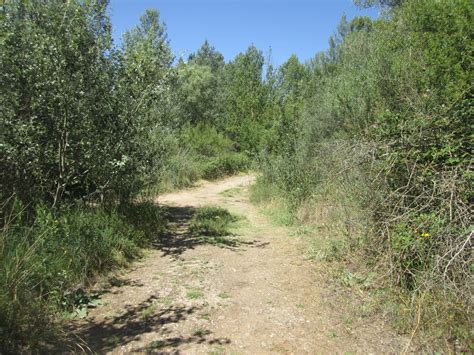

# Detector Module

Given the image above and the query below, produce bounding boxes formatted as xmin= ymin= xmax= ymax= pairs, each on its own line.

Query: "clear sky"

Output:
xmin=109 ymin=0 xmax=379 ymax=66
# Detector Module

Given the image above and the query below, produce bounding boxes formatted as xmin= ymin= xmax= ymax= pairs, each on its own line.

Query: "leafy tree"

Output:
xmin=328 ymin=14 xmax=349 ymax=62
xmin=121 ymin=9 xmax=173 ymax=81
xmin=176 ymin=63 xmax=221 ymax=125
xmin=222 ymin=45 xmax=267 ymax=153
xmin=269 ymin=55 xmax=309 ymax=155
xmin=349 ymin=16 xmax=373 ymax=32
xmin=0 ymin=0 xmax=123 ymax=205
xmin=119 ymin=8 xmax=173 ymax=121
xmin=276 ymin=54 xmax=309 ymax=100
xmin=175 ymin=40 xmax=226 ymax=126
xmin=354 ymin=0 xmax=403 ymax=8
xmin=188 ymin=40 xmax=225 ymax=72
xmin=117 ymin=8 xmax=174 ymax=191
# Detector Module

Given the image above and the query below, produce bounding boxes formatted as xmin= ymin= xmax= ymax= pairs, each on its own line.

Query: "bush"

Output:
xmin=153 ymin=124 xmax=250 ymax=192
xmin=0 ymin=201 xmax=167 ymax=352
xmin=180 ymin=123 xmax=235 ymax=157
xmin=157 ymin=147 xmax=202 ymax=192
xmin=202 ymin=153 xmax=250 ymax=180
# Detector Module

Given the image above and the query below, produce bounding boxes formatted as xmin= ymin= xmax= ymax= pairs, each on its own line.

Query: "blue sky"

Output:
xmin=109 ymin=0 xmax=379 ymax=66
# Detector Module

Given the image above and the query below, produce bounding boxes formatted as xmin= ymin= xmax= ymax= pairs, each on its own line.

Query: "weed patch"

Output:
xmin=189 ymin=207 xmax=239 ymax=237
xmin=186 ymin=289 xmax=204 ymax=300
xmin=0 ymin=201 xmax=168 ymax=352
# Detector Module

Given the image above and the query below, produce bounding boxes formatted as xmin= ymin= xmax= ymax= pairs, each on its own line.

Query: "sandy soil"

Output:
xmin=69 ymin=174 xmax=407 ymax=354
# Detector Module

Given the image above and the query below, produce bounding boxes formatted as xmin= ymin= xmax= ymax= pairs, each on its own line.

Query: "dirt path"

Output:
xmin=72 ymin=175 xmax=407 ymax=354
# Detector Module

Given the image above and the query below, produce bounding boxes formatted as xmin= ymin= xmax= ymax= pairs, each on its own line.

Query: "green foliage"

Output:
xmin=202 ymin=153 xmax=250 ymax=180
xmin=173 ymin=40 xmax=225 ymax=127
xmin=222 ymin=45 xmax=270 ymax=153
xmin=390 ymin=213 xmax=446 ymax=289
xmin=354 ymin=0 xmax=402 ymax=8
xmin=0 ymin=1 xmax=254 ymax=351
xmin=176 ymin=63 xmax=221 ymax=125
xmin=0 ymin=0 xmax=126 ymax=205
xmin=157 ymin=146 xmax=202 ymax=192
xmin=0 ymin=1 xmax=174 ymax=205
xmin=188 ymin=40 xmax=225 ymax=72
xmin=0 ymin=201 xmax=167 ymax=352
xmin=257 ymin=0 xmax=473 ymax=348
xmin=179 ymin=124 xmax=250 ymax=181
xmin=266 ymin=55 xmax=309 ymax=157
xmin=182 ymin=124 xmax=250 ymax=180
xmin=117 ymin=8 xmax=175 ymax=191
xmin=181 ymin=123 xmax=234 ymax=157
xmin=2 ymin=0 xmax=470 ymax=350
xmin=147 ymin=124 xmax=250 ymax=193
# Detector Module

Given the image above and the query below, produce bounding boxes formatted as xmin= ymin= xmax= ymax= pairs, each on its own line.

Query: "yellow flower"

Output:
xmin=421 ymin=232 xmax=430 ymax=238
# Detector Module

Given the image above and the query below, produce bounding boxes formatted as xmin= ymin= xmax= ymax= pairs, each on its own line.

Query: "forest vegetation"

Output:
xmin=0 ymin=0 xmax=472 ymax=351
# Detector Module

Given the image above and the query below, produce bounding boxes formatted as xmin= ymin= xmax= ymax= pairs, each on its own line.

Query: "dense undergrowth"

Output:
xmin=153 ymin=124 xmax=250 ymax=194
xmin=253 ymin=0 xmax=473 ymax=350
xmin=0 ymin=200 xmax=167 ymax=352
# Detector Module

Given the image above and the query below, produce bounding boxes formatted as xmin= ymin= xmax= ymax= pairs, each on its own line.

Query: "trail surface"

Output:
xmin=73 ymin=175 xmax=406 ymax=354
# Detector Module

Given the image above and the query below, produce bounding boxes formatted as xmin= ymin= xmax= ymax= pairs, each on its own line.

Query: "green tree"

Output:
xmin=354 ymin=0 xmax=403 ymax=8
xmin=176 ymin=40 xmax=226 ymax=126
xmin=223 ymin=45 xmax=267 ymax=153
xmin=176 ymin=63 xmax=219 ymax=125
xmin=0 ymin=0 xmax=124 ymax=205
xmin=269 ymin=55 xmax=309 ymax=155
xmin=117 ymin=8 xmax=174 ymax=191
xmin=188 ymin=40 xmax=225 ymax=72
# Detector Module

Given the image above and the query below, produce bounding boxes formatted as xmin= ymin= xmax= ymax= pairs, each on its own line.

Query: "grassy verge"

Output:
xmin=249 ymin=177 xmax=295 ymax=226
xmin=249 ymin=176 xmax=473 ymax=352
xmin=0 ymin=201 xmax=168 ymax=352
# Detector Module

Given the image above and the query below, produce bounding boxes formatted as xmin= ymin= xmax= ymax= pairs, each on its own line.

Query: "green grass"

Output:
xmin=156 ymin=147 xmax=202 ymax=193
xmin=140 ymin=304 xmax=157 ymax=319
xmin=201 ymin=152 xmax=250 ymax=180
xmin=159 ymin=297 xmax=173 ymax=306
xmin=147 ymin=340 xmax=165 ymax=350
xmin=219 ymin=187 xmax=242 ymax=197
xmin=189 ymin=206 xmax=243 ymax=248
xmin=189 ymin=206 xmax=239 ymax=237
xmin=249 ymin=177 xmax=294 ymax=226
xmin=200 ymin=313 xmax=210 ymax=320
xmin=186 ymin=289 xmax=204 ymax=300
xmin=0 ymin=201 xmax=168 ymax=352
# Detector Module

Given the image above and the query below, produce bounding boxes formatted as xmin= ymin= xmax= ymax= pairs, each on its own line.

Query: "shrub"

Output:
xmin=157 ymin=147 xmax=202 ymax=192
xmin=180 ymin=123 xmax=234 ymax=157
xmin=0 ymin=201 xmax=167 ymax=352
xmin=202 ymin=153 xmax=250 ymax=180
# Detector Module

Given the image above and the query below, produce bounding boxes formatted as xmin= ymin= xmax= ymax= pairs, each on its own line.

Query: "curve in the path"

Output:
xmin=72 ymin=174 xmax=406 ymax=354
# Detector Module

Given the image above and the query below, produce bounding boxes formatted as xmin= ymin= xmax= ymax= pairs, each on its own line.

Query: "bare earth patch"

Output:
xmin=69 ymin=174 xmax=407 ymax=354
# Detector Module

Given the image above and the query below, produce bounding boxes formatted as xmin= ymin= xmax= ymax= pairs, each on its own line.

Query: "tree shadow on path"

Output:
xmin=59 ymin=204 xmax=265 ymax=352
xmin=65 ymin=295 xmax=230 ymax=353
xmin=153 ymin=205 xmax=268 ymax=259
